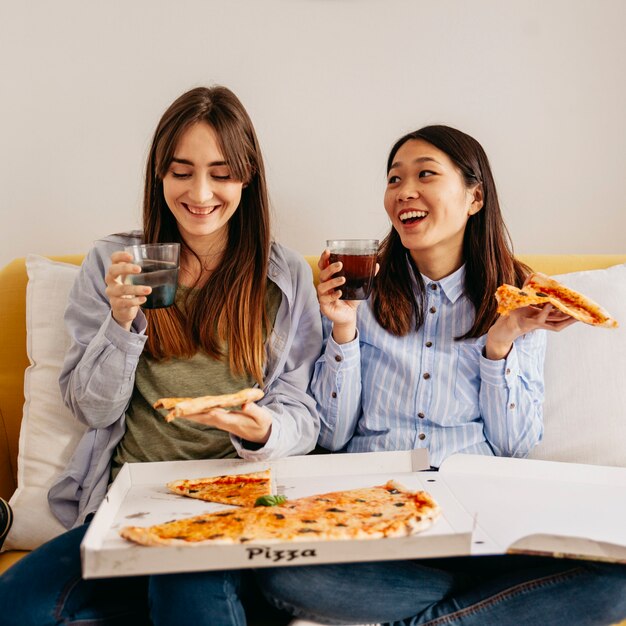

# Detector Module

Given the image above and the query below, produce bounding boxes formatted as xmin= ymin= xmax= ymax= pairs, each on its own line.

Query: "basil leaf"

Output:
xmin=254 ymin=495 xmax=287 ymax=507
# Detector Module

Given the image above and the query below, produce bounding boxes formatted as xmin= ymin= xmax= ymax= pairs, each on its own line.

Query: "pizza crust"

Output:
xmin=154 ymin=388 xmax=265 ymax=422
xmin=153 ymin=397 xmax=193 ymax=410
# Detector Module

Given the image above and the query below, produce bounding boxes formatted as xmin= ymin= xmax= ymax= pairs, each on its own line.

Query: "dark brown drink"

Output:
xmin=329 ymin=252 xmax=377 ymax=300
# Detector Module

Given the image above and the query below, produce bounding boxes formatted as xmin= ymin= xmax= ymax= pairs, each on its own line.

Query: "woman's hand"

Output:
xmin=104 ymin=251 xmax=152 ymax=331
xmin=175 ymin=402 xmax=272 ymax=444
xmin=486 ymin=303 xmax=577 ymax=360
xmin=317 ymin=249 xmax=361 ymax=344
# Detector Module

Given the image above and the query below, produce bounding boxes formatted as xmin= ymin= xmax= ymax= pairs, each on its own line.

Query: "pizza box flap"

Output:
xmin=507 ymin=534 xmax=626 ymax=564
xmin=438 ymin=454 xmax=626 ymax=562
xmin=81 ymin=449 xmax=474 ymax=579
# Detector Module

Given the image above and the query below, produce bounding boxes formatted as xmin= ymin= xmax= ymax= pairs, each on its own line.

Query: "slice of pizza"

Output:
xmin=249 ymin=480 xmax=441 ymax=542
xmin=120 ymin=508 xmax=252 ymax=546
xmin=120 ymin=481 xmax=441 ymax=546
xmin=495 ymin=272 xmax=618 ymax=328
xmin=154 ymin=388 xmax=265 ymax=422
xmin=167 ymin=469 xmax=272 ymax=508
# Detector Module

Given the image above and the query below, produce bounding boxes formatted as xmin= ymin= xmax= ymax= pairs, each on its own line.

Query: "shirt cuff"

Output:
xmin=103 ymin=313 xmax=147 ymax=355
xmin=480 ymin=343 xmax=519 ymax=387
xmin=324 ymin=332 xmax=360 ymax=371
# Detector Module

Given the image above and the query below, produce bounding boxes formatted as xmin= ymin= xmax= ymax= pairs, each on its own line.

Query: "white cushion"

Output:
xmin=4 ymin=255 xmax=84 ymax=550
xmin=528 ymin=263 xmax=626 ymax=467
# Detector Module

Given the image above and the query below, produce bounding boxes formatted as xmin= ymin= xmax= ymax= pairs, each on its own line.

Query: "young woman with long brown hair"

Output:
xmin=257 ymin=125 xmax=626 ymax=625
xmin=0 ymin=86 xmax=320 ymax=625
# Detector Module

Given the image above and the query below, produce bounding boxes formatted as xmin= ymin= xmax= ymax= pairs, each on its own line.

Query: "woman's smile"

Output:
xmin=182 ymin=202 xmax=220 ymax=216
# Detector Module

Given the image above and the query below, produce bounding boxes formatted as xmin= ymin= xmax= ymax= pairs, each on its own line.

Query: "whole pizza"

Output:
xmin=120 ymin=476 xmax=441 ymax=546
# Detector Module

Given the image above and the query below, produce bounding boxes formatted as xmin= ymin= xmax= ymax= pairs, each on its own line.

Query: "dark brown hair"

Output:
xmin=373 ymin=125 xmax=530 ymax=339
xmin=142 ymin=86 xmax=271 ymax=384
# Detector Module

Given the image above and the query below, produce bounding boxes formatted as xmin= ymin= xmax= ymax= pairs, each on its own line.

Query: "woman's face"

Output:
xmin=162 ymin=121 xmax=244 ymax=252
xmin=384 ymin=139 xmax=482 ymax=270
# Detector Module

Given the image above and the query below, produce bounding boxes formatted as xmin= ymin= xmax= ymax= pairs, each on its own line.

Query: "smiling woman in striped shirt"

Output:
xmin=258 ymin=125 xmax=626 ymax=626
xmin=314 ymin=124 xmax=574 ymax=467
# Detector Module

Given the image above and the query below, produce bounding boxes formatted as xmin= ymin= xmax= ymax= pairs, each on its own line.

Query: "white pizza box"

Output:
xmin=81 ymin=449 xmax=473 ymax=578
xmin=438 ymin=454 xmax=626 ymax=563
xmin=81 ymin=450 xmax=626 ymax=578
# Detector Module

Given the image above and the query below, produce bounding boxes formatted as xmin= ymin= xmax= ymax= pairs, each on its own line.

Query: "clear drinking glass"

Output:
xmin=326 ymin=239 xmax=379 ymax=300
xmin=124 ymin=243 xmax=180 ymax=309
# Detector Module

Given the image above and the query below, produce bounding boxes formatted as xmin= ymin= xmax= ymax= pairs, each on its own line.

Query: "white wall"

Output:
xmin=2 ymin=0 xmax=625 ymax=267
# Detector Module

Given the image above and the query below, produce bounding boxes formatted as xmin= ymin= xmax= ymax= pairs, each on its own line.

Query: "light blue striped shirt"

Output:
xmin=313 ymin=263 xmax=546 ymax=468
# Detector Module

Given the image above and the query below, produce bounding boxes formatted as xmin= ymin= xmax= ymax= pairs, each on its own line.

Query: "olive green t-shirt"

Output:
xmin=111 ymin=280 xmax=281 ymax=480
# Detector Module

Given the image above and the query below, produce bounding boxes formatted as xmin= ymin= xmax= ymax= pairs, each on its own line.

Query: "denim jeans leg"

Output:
xmin=405 ymin=556 xmax=626 ymax=626
xmin=257 ymin=556 xmax=626 ymax=626
xmin=256 ymin=559 xmax=456 ymax=625
xmin=0 ymin=523 xmax=150 ymax=626
xmin=149 ymin=569 xmax=246 ymax=626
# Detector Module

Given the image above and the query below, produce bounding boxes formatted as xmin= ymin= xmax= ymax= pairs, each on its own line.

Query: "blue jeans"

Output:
xmin=257 ymin=555 xmax=626 ymax=625
xmin=0 ymin=523 xmax=291 ymax=626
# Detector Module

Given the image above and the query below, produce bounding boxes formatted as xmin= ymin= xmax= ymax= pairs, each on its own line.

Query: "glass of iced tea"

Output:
xmin=124 ymin=243 xmax=180 ymax=309
xmin=326 ymin=239 xmax=379 ymax=300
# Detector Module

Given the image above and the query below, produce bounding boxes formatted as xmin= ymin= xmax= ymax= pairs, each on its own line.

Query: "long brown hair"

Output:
xmin=373 ymin=125 xmax=530 ymax=339
xmin=142 ymin=86 xmax=271 ymax=384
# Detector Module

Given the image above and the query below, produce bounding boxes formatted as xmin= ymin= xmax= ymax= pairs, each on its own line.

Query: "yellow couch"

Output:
xmin=2 ymin=253 xmax=626 ymax=579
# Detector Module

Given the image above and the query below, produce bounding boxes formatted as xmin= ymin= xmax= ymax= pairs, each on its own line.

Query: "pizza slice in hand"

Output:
xmin=154 ymin=388 xmax=265 ymax=423
xmin=495 ymin=272 xmax=618 ymax=328
xmin=167 ymin=469 xmax=272 ymax=507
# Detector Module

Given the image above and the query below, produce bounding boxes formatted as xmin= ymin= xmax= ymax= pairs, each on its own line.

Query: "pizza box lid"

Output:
xmin=437 ymin=454 xmax=626 ymax=564
xmin=82 ymin=450 xmax=626 ymax=578
xmin=81 ymin=449 xmax=474 ymax=578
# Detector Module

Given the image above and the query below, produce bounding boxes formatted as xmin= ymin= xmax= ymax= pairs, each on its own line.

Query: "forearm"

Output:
xmin=313 ymin=328 xmax=363 ymax=450
xmin=59 ymin=245 xmax=147 ymax=429
xmin=332 ymin=321 xmax=357 ymax=345
xmin=61 ymin=314 xmax=146 ymax=428
xmin=232 ymin=393 xmax=320 ymax=460
xmin=479 ymin=331 xmax=546 ymax=456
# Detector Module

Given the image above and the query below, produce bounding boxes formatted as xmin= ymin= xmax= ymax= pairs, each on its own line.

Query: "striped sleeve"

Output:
xmin=479 ymin=329 xmax=547 ymax=457
xmin=311 ymin=318 xmax=362 ymax=450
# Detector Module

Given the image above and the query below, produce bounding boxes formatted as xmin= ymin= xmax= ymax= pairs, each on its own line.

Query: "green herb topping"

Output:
xmin=254 ymin=494 xmax=287 ymax=507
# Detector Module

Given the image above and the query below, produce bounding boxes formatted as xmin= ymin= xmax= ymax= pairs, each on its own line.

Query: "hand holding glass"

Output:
xmin=124 ymin=243 xmax=180 ymax=309
xmin=326 ymin=239 xmax=379 ymax=300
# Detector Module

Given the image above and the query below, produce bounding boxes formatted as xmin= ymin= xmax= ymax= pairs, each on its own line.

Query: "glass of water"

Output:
xmin=124 ymin=243 xmax=180 ymax=309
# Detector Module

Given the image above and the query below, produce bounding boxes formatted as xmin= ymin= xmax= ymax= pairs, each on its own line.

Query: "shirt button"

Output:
xmin=423 ymin=373 xmax=431 ymax=380
xmin=430 ymin=284 xmax=437 ymax=290
xmin=331 ymin=392 xmax=337 ymax=398
xmin=429 ymin=306 xmax=437 ymax=314
xmin=335 ymin=355 xmax=342 ymax=362
xmin=418 ymin=433 xmax=426 ymax=440
xmin=418 ymin=412 xmax=425 ymax=418
xmin=505 ymin=368 xmax=511 ymax=375
xmin=425 ymin=341 xmax=433 ymax=348
xmin=509 ymin=403 xmax=516 ymax=409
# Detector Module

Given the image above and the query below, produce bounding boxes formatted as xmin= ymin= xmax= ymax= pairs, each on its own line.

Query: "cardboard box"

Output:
xmin=439 ymin=454 xmax=626 ymax=563
xmin=81 ymin=451 xmax=626 ymax=578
